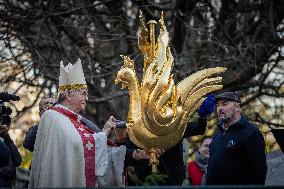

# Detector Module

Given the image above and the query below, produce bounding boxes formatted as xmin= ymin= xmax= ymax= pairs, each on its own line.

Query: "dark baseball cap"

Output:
xmin=216 ymin=92 xmax=241 ymax=103
xmin=115 ymin=120 xmax=127 ymax=129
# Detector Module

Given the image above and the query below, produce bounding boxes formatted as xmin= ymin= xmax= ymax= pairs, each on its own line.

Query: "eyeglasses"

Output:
xmin=73 ymin=90 xmax=88 ymax=96
xmin=69 ymin=90 xmax=88 ymax=97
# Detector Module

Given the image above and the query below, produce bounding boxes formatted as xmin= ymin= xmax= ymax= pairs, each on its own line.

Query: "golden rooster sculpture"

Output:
xmin=115 ymin=11 xmax=226 ymax=173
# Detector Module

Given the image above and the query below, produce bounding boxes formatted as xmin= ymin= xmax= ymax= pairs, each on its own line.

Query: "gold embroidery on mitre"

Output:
xmin=58 ymin=84 xmax=87 ymax=92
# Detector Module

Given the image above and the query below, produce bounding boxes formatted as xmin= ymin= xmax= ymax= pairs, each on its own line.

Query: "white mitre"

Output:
xmin=58 ymin=58 xmax=87 ymax=92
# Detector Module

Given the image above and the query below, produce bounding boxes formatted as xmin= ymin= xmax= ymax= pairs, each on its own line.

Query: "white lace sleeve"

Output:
xmin=93 ymin=132 xmax=108 ymax=176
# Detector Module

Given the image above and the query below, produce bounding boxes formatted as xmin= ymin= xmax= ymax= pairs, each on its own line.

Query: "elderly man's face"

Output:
xmin=216 ymin=99 xmax=240 ymax=122
xmin=69 ymin=89 xmax=88 ymax=113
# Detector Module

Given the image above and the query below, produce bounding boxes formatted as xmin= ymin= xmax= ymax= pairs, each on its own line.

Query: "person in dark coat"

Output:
xmin=0 ymin=122 xmax=22 ymax=187
xmin=124 ymin=95 xmax=216 ymax=186
xmin=111 ymin=121 xmax=149 ymax=186
xmin=206 ymin=92 xmax=267 ymax=185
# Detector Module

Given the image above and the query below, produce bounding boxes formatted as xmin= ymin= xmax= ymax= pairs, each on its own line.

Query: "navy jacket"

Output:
xmin=206 ymin=116 xmax=267 ymax=185
xmin=23 ymin=124 xmax=39 ymax=152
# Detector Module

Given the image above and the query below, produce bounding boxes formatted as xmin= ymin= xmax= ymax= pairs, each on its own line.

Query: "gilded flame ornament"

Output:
xmin=115 ymin=11 xmax=226 ymax=173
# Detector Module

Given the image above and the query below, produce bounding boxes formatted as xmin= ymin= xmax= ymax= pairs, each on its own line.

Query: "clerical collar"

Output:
xmin=55 ymin=104 xmax=82 ymax=123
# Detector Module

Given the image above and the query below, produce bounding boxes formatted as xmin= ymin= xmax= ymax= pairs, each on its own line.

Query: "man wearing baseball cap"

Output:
xmin=206 ymin=92 xmax=267 ymax=185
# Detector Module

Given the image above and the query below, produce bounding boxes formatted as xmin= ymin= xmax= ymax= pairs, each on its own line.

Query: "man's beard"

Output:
xmin=218 ymin=115 xmax=230 ymax=123
xmin=217 ymin=112 xmax=231 ymax=127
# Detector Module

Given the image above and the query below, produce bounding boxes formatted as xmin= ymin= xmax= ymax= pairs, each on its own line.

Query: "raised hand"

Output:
xmin=102 ymin=116 xmax=116 ymax=135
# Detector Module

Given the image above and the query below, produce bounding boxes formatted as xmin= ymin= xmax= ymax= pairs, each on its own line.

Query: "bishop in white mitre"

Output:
xmin=29 ymin=59 xmax=126 ymax=188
